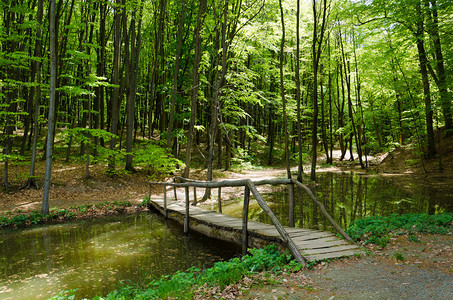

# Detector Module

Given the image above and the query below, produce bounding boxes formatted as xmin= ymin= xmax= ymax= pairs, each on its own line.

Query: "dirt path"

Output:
xmin=245 ymin=235 xmax=453 ymax=299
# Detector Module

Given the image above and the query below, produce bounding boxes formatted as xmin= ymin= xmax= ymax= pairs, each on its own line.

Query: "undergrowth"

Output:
xmin=0 ymin=201 xmax=133 ymax=228
xmin=346 ymin=213 xmax=453 ymax=247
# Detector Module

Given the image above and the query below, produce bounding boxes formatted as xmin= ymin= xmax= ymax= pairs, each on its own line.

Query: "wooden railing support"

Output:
xmin=246 ymin=180 xmax=307 ymax=265
xmin=193 ymin=187 xmax=197 ymax=206
xmin=218 ymin=187 xmax=222 ymax=213
xmin=163 ymin=185 xmax=167 ymax=218
xmin=174 ymin=177 xmax=178 ymax=201
xmin=184 ymin=186 xmax=189 ymax=234
xmin=242 ymin=185 xmax=250 ymax=256
xmin=288 ymin=183 xmax=295 ymax=227
xmin=147 ymin=183 xmax=152 ymax=209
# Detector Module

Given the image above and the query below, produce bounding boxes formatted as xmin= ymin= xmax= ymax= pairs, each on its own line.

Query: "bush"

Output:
xmin=133 ymin=142 xmax=184 ymax=178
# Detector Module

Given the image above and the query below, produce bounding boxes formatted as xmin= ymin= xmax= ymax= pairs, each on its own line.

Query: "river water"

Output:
xmin=0 ymin=213 xmax=240 ymax=299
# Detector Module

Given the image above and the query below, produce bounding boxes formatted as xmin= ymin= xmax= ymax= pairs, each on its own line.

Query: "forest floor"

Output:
xmin=1 ymin=131 xmax=453 ymax=299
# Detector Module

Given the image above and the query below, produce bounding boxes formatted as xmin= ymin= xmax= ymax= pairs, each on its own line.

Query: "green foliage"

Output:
xmin=48 ymin=289 xmax=78 ymax=300
xmin=230 ymin=148 xmax=260 ymax=171
xmin=133 ymin=142 xmax=184 ymax=177
xmin=394 ymin=252 xmax=405 ymax=261
xmin=346 ymin=213 xmax=453 ymax=247
xmin=140 ymin=196 xmax=150 ymax=207
xmin=91 ymin=245 xmax=299 ymax=300
xmin=0 ymin=201 xmax=134 ymax=228
xmin=0 ymin=208 xmax=75 ymax=228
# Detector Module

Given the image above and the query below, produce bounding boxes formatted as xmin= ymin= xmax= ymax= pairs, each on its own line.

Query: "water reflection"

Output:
xmin=0 ymin=213 xmax=240 ymax=300
xmin=214 ymin=172 xmax=452 ymax=232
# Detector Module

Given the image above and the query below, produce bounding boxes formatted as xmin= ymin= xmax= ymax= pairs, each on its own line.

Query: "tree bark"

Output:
xmin=108 ymin=0 xmax=123 ymax=173
xmin=184 ymin=0 xmax=206 ymax=178
xmin=167 ymin=0 xmax=186 ymax=151
xmin=42 ymin=0 xmax=57 ymax=215
xmin=415 ymin=2 xmax=436 ymax=158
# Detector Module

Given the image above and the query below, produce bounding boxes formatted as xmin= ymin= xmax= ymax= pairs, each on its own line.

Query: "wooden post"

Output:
xmin=242 ymin=185 xmax=250 ymax=256
xmin=174 ymin=177 xmax=178 ymax=201
xmin=163 ymin=185 xmax=167 ymax=218
xmin=193 ymin=187 xmax=197 ymax=205
xmin=288 ymin=183 xmax=295 ymax=227
xmin=218 ymin=187 xmax=222 ymax=213
xmin=147 ymin=183 xmax=152 ymax=209
xmin=184 ymin=186 xmax=189 ymax=234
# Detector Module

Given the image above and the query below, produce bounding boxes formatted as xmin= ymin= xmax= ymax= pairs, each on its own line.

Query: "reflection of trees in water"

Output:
xmin=261 ymin=172 xmax=450 ymax=232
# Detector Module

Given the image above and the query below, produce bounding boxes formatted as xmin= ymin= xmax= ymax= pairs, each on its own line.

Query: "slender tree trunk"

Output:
xmin=184 ymin=0 xmax=206 ymax=178
xmin=168 ymin=0 xmax=186 ymax=151
xmin=42 ymin=0 xmax=57 ymax=215
xmin=425 ymin=0 xmax=452 ymax=132
xmin=310 ymin=0 xmax=329 ymax=181
xmin=415 ymin=3 xmax=435 ymax=157
xmin=279 ymin=0 xmax=291 ymax=180
xmin=24 ymin=0 xmax=43 ymax=189
xmin=203 ymin=0 xmax=228 ymax=200
xmin=296 ymin=0 xmax=304 ymax=181
xmin=126 ymin=1 xmax=144 ymax=171
xmin=108 ymin=0 xmax=123 ymax=173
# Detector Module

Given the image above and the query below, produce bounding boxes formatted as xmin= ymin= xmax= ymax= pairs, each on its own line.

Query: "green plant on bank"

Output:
xmin=0 ymin=201 xmax=133 ymax=228
xmin=74 ymin=245 xmax=300 ymax=300
xmin=346 ymin=213 xmax=453 ymax=247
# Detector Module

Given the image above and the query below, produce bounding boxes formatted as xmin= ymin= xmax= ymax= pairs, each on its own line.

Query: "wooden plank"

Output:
xmin=290 ymin=232 xmax=336 ymax=241
xmin=285 ymin=227 xmax=320 ymax=234
xmin=304 ymin=249 xmax=364 ymax=261
xmin=300 ymin=245 xmax=361 ymax=255
xmin=296 ymin=239 xmax=349 ymax=249
xmin=288 ymin=231 xmax=330 ymax=238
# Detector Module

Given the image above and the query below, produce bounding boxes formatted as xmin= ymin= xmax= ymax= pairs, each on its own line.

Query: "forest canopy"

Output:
xmin=1 ymin=0 xmax=452 ymax=190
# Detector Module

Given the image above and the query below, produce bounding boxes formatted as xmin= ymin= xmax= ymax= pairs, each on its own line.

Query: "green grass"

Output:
xmin=346 ymin=213 xmax=453 ymax=247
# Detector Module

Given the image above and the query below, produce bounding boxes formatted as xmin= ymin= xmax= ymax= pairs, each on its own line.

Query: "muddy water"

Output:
xmin=209 ymin=172 xmax=452 ymax=232
xmin=0 ymin=213 xmax=240 ymax=299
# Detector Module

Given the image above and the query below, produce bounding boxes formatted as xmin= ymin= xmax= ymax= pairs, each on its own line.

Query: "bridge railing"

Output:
xmin=148 ymin=177 xmax=353 ymax=265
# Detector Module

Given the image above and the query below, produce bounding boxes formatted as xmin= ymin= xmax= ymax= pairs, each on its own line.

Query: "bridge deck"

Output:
xmin=149 ymin=198 xmax=364 ymax=262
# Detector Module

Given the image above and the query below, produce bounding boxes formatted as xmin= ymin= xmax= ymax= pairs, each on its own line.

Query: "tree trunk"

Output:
xmin=42 ymin=0 xmax=57 ymax=215
xmin=167 ymin=0 xmax=186 ymax=152
xmin=295 ymin=0 xmax=304 ymax=181
xmin=184 ymin=0 xmax=206 ymax=178
xmin=203 ymin=0 xmax=228 ymax=200
xmin=108 ymin=0 xmax=123 ymax=173
xmin=415 ymin=3 xmax=435 ymax=158
xmin=279 ymin=0 xmax=291 ymax=180
xmin=425 ymin=0 xmax=452 ymax=132
xmin=310 ymin=0 xmax=329 ymax=181
xmin=126 ymin=1 xmax=144 ymax=171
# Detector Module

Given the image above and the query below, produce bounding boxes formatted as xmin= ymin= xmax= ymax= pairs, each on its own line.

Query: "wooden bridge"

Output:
xmin=148 ymin=177 xmax=364 ymax=264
